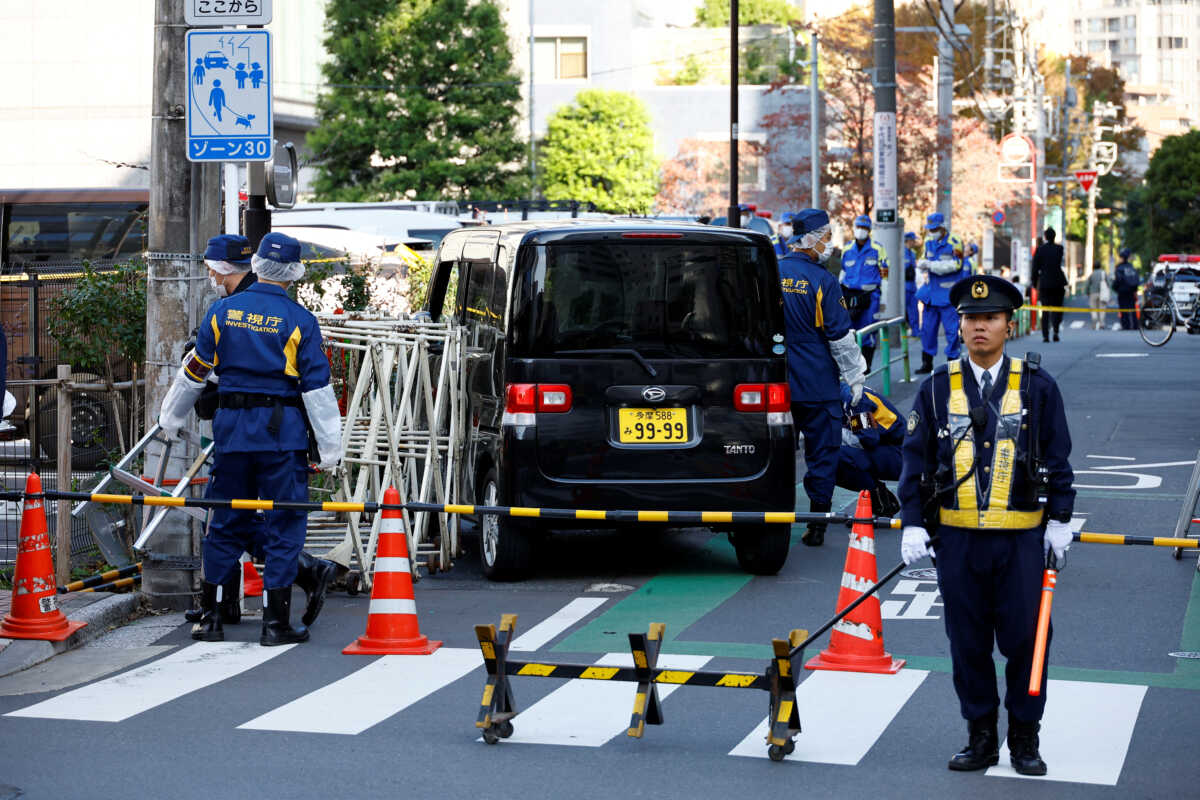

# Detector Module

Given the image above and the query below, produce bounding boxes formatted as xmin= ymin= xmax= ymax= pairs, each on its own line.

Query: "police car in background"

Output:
xmin=422 ymin=220 xmax=795 ymax=580
xmin=1146 ymin=254 xmax=1200 ymax=324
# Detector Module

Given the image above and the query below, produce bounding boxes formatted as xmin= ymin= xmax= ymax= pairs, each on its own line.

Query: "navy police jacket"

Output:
xmin=778 ymin=251 xmax=853 ymax=404
xmin=192 ymin=283 xmax=330 ymax=453
xmin=897 ymin=355 xmax=1074 ymax=531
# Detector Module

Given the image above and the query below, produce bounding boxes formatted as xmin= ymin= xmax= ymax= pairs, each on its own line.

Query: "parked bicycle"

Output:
xmin=1139 ymin=260 xmax=1200 ymax=346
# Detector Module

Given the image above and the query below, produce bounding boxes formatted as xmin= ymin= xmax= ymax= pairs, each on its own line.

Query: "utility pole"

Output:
xmin=935 ymin=0 xmax=954 ymax=220
xmin=727 ymin=0 xmax=740 ymax=228
xmin=872 ymin=0 xmax=901 ymax=335
xmin=1060 ymin=58 xmax=1072 ymax=219
xmin=810 ymin=31 xmax=820 ymax=208
xmin=1083 ymin=108 xmax=1100 ymax=288
xmin=529 ymin=0 xmax=536 ymax=199
xmin=147 ymin=0 xmax=221 ymax=609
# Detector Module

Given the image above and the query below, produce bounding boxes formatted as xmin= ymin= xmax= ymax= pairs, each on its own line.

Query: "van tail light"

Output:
xmin=734 ymin=383 xmax=766 ymax=412
xmin=766 ymin=383 xmax=790 ymax=412
xmin=537 ymin=384 xmax=573 ymax=412
xmin=503 ymin=383 xmax=537 ymax=426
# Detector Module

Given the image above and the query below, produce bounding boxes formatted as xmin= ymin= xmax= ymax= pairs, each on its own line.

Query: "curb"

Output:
xmin=0 ymin=591 xmax=143 ymax=679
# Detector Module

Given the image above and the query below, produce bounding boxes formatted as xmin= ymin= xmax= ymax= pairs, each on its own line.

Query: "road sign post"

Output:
xmin=186 ymin=29 xmax=273 ymax=162
xmin=1075 ymin=170 xmax=1098 ymax=193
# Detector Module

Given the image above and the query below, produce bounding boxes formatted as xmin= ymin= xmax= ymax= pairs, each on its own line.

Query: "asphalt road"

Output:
xmin=1 ymin=325 xmax=1198 ymax=800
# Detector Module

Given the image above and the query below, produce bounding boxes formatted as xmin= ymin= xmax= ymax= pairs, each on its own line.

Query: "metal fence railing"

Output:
xmin=854 ymin=316 xmax=910 ymax=397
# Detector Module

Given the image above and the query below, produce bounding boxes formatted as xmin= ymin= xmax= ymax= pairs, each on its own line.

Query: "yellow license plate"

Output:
xmin=618 ymin=408 xmax=689 ymax=444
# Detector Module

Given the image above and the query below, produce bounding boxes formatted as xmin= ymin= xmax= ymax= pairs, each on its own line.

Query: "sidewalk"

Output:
xmin=0 ymin=588 xmax=143 ymax=679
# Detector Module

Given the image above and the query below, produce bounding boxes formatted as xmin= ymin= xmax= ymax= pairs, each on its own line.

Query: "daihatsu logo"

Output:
xmin=642 ymin=386 xmax=666 ymax=402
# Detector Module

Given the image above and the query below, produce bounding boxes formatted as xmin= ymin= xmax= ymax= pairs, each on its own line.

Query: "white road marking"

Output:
xmin=509 ymin=597 xmax=608 ymax=652
xmin=495 ymin=652 xmax=711 ymax=747
xmin=987 ymin=679 xmax=1146 ymax=785
xmin=5 ymin=641 xmax=294 ymax=722
xmin=1095 ymin=353 xmax=1148 ymax=358
xmin=1085 ymin=455 xmax=1135 ymax=461
xmin=881 ymin=580 xmax=942 ymax=620
xmin=1095 ymin=460 xmax=1196 ymax=471
xmin=729 ymin=669 xmax=929 ymax=764
xmin=1069 ymin=320 xmax=1085 ymax=329
xmin=239 ymin=647 xmax=480 ymax=735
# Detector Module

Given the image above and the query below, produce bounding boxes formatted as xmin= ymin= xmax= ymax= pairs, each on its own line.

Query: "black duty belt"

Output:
xmin=218 ymin=392 xmax=302 ymax=436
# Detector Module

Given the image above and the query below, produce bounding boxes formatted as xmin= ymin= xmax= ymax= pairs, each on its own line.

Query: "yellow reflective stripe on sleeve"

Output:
xmin=815 ymin=286 xmax=825 ymax=328
xmin=518 ymin=663 xmax=556 ymax=677
xmin=938 ymin=508 xmax=1044 ymax=529
xmin=210 ymin=315 xmax=220 ymax=365
xmin=283 ymin=325 xmax=302 ymax=378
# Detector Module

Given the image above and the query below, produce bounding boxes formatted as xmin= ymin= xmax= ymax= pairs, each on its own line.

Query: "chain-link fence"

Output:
xmin=1 ymin=260 xmax=142 ymax=569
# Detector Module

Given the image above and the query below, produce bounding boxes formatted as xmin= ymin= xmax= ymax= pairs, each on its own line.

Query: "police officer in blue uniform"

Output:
xmin=897 ymin=274 xmax=1075 ymax=776
xmin=160 ymin=232 xmax=343 ymax=646
xmin=964 ymin=242 xmax=979 ymax=273
xmin=915 ymin=212 xmax=969 ymax=374
xmin=774 ymin=211 xmax=796 ymax=257
xmin=840 ymin=215 xmax=889 ymax=371
xmin=904 ymin=232 xmax=921 ymax=336
xmin=836 ymin=385 xmax=903 ymax=517
xmin=778 ymin=209 xmax=868 ymax=546
xmin=181 ymin=234 xmax=340 ymax=630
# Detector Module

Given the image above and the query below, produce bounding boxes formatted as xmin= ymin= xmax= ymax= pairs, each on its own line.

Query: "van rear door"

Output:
xmin=508 ymin=235 xmax=787 ymax=482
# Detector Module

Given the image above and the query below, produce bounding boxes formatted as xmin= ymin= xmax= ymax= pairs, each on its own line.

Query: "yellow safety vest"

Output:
xmin=938 ymin=358 xmax=1045 ymax=530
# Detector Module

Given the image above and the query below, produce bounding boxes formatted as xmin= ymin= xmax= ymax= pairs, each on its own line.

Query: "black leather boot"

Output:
xmin=861 ymin=345 xmax=875 ymax=373
xmin=261 ymin=587 xmax=309 ymax=646
xmin=870 ymin=481 xmax=901 ymax=518
xmin=294 ymin=551 xmax=338 ymax=627
xmin=1007 ymin=718 xmax=1048 ymax=775
xmin=218 ymin=574 xmax=242 ymax=624
xmin=802 ymin=500 xmax=831 ymax=547
xmin=948 ymin=712 xmax=999 ymax=771
xmin=190 ymin=581 xmax=225 ymax=642
xmin=915 ymin=352 xmax=934 ymax=374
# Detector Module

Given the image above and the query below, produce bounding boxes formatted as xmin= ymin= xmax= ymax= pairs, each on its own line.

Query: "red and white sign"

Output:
xmin=1075 ymin=170 xmax=1099 ymax=192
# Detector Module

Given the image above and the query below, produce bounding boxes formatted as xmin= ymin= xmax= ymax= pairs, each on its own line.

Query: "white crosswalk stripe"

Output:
xmin=239 ymin=647 xmax=481 ymax=735
xmin=510 ymin=597 xmax=607 ymax=652
xmin=986 ymin=679 xmax=1146 ymax=785
xmin=492 ymin=652 xmax=711 ymax=747
xmin=728 ymin=669 xmax=929 ymax=764
xmin=5 ymin=641 xmax=294 ymax=722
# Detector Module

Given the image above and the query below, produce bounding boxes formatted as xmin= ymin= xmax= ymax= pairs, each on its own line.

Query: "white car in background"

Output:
xmin=272 ymin=207 xmax=462 ymax=251
xmin=276 ymin=225 xmax=420 ymax=316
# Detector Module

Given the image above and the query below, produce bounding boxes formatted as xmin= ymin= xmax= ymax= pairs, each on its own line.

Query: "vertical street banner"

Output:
xmin=186 ymin=29 xmax=273 ymax=162
xmin=873 ymin=111 xmax=897 ymax=224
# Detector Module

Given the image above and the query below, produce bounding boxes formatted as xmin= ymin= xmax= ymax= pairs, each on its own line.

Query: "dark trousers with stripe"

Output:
xmin=791 ymin=401 xmax=842 ymax=507
xmin=204 ymin=450 xmax=308 ymax=590
xmin=935 ymin=524 xmax=1049 ymax=723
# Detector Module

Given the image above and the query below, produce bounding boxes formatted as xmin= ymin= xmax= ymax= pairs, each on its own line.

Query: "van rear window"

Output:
xmin=512 ymin=241 xmax=781 ymax=358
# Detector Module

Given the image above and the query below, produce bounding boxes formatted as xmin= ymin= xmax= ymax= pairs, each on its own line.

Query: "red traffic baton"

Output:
xmin=1028 ymin=555 xmax=1057 ymax=697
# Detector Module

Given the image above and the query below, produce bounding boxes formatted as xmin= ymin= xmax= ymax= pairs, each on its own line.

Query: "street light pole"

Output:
xmin=935 ymin=0 xmax=954 ymax=219
xmin=873 ymin=0 xmax=901 ymax=336
xmin=810 ymin=31 xmax=820 ymax=208
xmin=727 ymin=0 xmax=740 ymax=228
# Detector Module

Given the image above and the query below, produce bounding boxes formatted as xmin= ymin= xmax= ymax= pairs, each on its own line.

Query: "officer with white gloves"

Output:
xmin=840 ymin=214 xmax=889 ymax=371
xmin=160 ymin=232 xmax=342 ymax=647
xmin=897 ymin=274 xmax=1075 ymax=777
xmin=915 ymin=212 xmax=969 ymax=374
xmin=778 ymin=209 xmax=868 ymax=547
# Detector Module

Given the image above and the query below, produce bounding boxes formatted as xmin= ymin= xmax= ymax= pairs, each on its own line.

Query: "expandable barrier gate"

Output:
xmin=316 ymin=314 xmax=469 ymax=585
xmin=1170 ymin=448 xmax=1200 ymax=565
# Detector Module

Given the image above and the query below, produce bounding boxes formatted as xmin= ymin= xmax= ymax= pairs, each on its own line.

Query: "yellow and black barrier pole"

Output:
xmin=1074 ymin=532 xmax=1199 ymax=548
xmin=38 ymin=489 xmax=900 ymax=530
xmin=473 ymin=613 xmax=809 ymax=759
xmin=57 ymin=562 xmax=143 ymax=594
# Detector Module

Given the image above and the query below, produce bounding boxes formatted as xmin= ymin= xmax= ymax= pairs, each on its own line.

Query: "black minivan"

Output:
xmin=423 ymin=220 xmax=795 ymax=579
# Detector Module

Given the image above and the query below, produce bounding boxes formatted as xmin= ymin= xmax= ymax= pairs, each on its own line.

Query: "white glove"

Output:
xmin=1044 ymin=520 xmax=1073 ymax=567
xmin=917 ymin=259 xmax=931 ymax=271
xmin=901 ymin=525 xmax=931 ymax=565
xmin=302 ymin=384 xmax=343 ymax=471
xmin=850 ymin=381 xmax=864 ymax=405
xmin=929 ymin=257 xmax=961 ymax=275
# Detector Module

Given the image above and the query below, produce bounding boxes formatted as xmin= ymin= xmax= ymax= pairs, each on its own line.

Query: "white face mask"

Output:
xmin=209 ymin=275 xmax=228 ymax=298
xmin=816 ymin=241 xmax=833 ymax=264
xmin=779 ymin=224 xmax=793 ymax=240
xmin=740 ymin=214 xmax=751 ymax=226
xmin=854 ymin=228 xmax=869 ymax=242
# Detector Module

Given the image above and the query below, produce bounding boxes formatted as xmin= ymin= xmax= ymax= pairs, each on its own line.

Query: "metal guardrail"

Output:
xmin=853 ymin=315 xmax=909 ymax=397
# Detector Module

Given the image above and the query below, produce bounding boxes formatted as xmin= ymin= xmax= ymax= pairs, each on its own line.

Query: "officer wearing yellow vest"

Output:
xmin=896 ymin=274 xmax=1075 ymax=776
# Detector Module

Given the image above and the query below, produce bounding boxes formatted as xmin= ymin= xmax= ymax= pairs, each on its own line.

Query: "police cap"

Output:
xmin=904 ymin=231 xmax=917 ymax=241
xmin=853 ymin=214 xmax=871 ymax=229
xmin=793 ymin=208 xmax=829 ymax=235
xmin=204 ymin=234 xmax=253 ymax=265
xmin=950 ymin=274 xmax=1023 ymax=314
xmin=925 ymin=212 xmax=945 ymax=231
xmin=257 ymin=231 xmax=302 ymax=264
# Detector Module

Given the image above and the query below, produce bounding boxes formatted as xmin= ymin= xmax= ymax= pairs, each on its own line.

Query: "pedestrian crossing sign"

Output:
xmin=185 ymin=29 xmax=273 ymax=162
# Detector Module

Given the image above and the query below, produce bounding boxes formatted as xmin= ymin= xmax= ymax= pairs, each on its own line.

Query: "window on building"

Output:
xmin=1074 ymin=19 xmax=1082 ymax=34
xmin=1124 ymin=37 xmax=1137 ymax=52
xmin=1108 ymin=17 xmax=1121 ymax=31
xmin=1089 ymin=18 xmax=1106 ymax=32
xmin=534 ymin=36 xmax=588 ymax=81
xmin=1156 ymin=36 xmax=1187 ymax=49
xmin=1125 ymin=15 xmax=1136 ymax=29
xmin=1089 ymin=39 xmax=1107 ymax=52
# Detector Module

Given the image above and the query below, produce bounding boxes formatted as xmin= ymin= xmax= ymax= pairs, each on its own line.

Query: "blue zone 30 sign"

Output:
xmin=186 ymin=29 xmax=272 ymax=162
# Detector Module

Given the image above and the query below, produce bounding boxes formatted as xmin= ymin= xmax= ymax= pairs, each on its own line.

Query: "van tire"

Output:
xmin=730 ymin=524 xmax=791 ymax=575
xmin=478 ymin=468 xmax=533 ymax=581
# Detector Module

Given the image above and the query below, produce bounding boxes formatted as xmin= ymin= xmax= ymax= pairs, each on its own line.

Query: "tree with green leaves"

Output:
xmin=694 ymin=0 xmax=800 ymax=26
xmin=309 ymin=0 xmax=528 ymax=201
xmin=1127 ymin=130 xmax=1200 ymax=258
xmin=539 ymin=90 xmax=659 ymax=214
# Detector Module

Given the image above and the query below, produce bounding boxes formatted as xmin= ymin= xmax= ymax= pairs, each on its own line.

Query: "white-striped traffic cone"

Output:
xmin=343 ymin=486 xmax=441 ymax=655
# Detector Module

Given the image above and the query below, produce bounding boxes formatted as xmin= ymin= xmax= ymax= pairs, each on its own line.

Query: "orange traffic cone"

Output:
xmin=343 ymin=486 xmax=441 ymax=655
xmin=806 ymin=490 xmax=904 ymax=674
xmin=243 ymin=560 xmax=263 ymax=597
xmin=0 ymin=474 xmax=87 ymax=641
